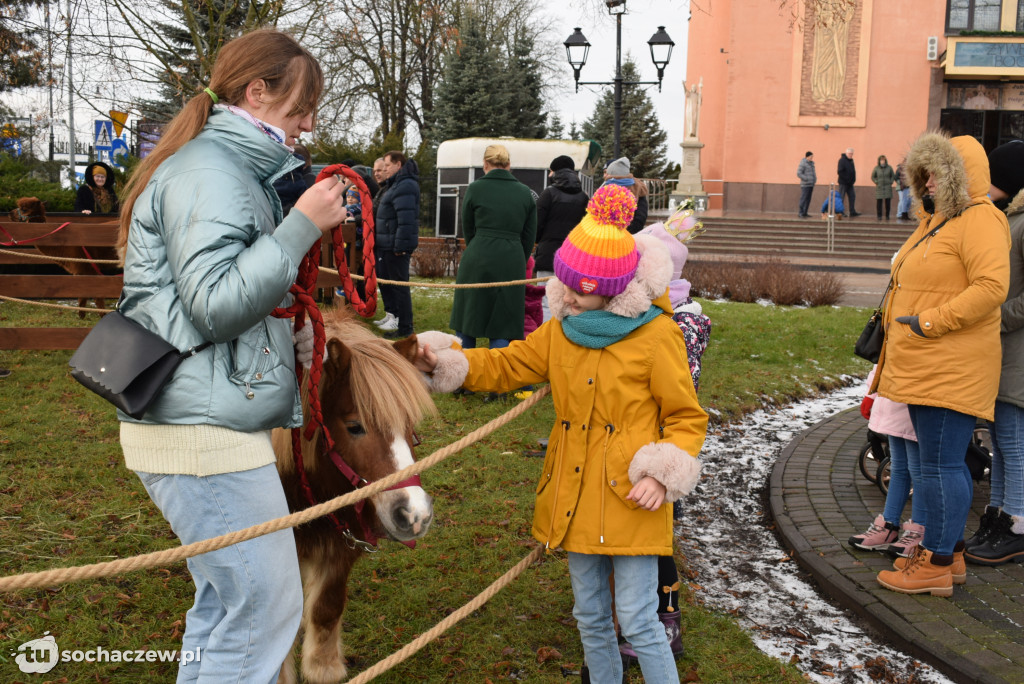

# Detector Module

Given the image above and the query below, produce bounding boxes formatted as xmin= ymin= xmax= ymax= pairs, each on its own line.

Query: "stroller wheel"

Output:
xmin=858 ymin=441 xmax=879 ymax=483
xmin=876 ymin=456 xmax=891 ymax=496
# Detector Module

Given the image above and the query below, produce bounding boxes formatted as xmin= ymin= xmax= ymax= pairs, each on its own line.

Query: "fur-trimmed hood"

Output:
xmin=905 ymin=131 xmax=990 ymax=219
xmin=545 ymin=233 xmax=674 ymax=320
xmin=1005 ymin=187 xmax=1024 ymax=218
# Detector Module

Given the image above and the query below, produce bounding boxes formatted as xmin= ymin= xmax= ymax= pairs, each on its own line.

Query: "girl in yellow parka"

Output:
xmin=415 ymin=184 xmax=707 ymax=683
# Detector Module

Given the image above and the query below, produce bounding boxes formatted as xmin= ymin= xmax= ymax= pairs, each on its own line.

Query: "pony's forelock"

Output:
xmin=319 ymin=307 xmax=434 ymax=436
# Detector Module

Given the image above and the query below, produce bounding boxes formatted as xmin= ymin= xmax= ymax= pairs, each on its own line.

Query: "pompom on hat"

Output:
xmin=554 ymin=184 xmax=639 ymax=297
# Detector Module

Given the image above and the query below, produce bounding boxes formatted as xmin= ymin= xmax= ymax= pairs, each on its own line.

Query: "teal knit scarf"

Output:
xmin=561 ymin=306 xmax=662 ymax=349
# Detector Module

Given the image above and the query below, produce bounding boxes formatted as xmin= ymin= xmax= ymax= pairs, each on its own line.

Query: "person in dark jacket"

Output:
xmin=838 ymin=147 xmax=860 ymax=217
xmin=872 ymin=154 xmax=897 ymax=220
xmin=796 ymin=151 xmax=816 ymax=218
xmin=602 ymin=157 xmax=649 ymax=233
xmin=374 ymin=150 xmax=420 ymax=337
xmin=273 ymin=144 xmax=314 ymax=216
xmin=535 ymin=155 xmax=589 ymax=321
xmin=449 ymin=143 xmax=536 ymax=350
xmin=75 ymin=161 xmax=119 ymax=214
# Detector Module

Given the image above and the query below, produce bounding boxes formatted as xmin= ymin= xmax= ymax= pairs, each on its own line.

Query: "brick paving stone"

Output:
xmin=770 ymin=407 xmax=1024 ymax=683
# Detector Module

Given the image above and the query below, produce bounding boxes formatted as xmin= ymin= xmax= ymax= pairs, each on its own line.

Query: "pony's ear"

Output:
xmin=391 ymin=334 xmax=418 ymax=363
xmin=324 ymin=338 xmax=352 ymax=378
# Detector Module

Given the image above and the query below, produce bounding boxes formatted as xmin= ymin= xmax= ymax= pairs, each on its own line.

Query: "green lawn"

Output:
xmin=0 ymin=287 xmax=871 ymax=682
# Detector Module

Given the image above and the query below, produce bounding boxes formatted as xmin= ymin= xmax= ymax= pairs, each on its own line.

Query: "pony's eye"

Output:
xmin=345 ymin=421 xmax=365 ymax=436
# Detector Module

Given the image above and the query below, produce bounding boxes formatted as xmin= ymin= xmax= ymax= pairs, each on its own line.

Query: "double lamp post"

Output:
xmin=563 ymin=0 xmax=674 ymax=159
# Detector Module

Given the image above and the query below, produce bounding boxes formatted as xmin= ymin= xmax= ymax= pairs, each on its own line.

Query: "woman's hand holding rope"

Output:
xmin=293 ymin=173 xmax=352 ymax=234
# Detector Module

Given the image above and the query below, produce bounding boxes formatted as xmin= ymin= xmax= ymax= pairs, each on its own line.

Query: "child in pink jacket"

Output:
xmin=849 ymin=366 xmax=924 ymax=559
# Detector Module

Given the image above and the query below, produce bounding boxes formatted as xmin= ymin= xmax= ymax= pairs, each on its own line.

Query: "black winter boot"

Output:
xmin=965 ymin=506 xmax=1001 ymax=552
xmin=966 ymin=511 xmax=1024 ymax=566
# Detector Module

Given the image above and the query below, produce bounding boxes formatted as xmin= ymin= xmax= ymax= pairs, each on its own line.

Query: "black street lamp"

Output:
xmin=563 ymin=0 xmax=674 ymax=159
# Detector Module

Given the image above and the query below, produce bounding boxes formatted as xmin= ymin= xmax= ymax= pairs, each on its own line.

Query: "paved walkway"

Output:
xmin=769 ymin=408 xmax=1024 ymax=684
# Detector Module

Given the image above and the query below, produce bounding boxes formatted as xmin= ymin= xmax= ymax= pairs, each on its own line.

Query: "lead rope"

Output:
xmin=271 ymin=164 xmax=379 ymax=539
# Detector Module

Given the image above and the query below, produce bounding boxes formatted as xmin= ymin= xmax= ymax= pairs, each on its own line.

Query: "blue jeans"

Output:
xmin=898 ymin=188 xmax=911 ymax=216
xmin=989 ymin=400 xmax=1024 ymax=518
xmin=136 ymin=465 xmax=302 ymax=684
xmin=568 ymin=553 xmax=678 ymax=684
xmin=882 ymin=436 xmax=925 ymax=525
xmin=455 ymin=333 xmax=509 ymax=350
xmin=907 ymin=405 xmax=976 ymax=556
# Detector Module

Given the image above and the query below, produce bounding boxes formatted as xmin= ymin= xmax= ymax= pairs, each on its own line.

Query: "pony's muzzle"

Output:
xmin=376 ymin=488 xmax=433 ymax=542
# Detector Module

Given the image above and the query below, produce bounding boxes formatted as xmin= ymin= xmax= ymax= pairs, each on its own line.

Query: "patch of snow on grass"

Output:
xmin=678 ymin=383 xmax=953 ymax=684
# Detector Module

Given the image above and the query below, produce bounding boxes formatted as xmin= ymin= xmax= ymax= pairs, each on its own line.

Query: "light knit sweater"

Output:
xmin=120 ymin=422 xmax=275 ymax=476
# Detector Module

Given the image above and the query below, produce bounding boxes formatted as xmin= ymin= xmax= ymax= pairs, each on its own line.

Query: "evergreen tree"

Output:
xmin=547 ymin=112 xmax=564 ymax=140
xmin=580 ymin=58 xmax=667 ymax=178
xmin=430 ymin=13 xmax=547 ymax=143
xmin=505 ymin=30 xmax=546 ymax=139
xmin=136 ymin=0 xmax=271 ymax=123
xmin=568 ymin=119 xmax=581 ymax=141
xmin=0 ymin=0 xmax=44 ymax=91
xmin=430 ymin=16 xmax=514 ymax=143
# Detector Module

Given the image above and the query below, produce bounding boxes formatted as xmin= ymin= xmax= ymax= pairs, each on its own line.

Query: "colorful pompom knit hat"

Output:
xmin=553 ymin=184 xmax=639 ymax=297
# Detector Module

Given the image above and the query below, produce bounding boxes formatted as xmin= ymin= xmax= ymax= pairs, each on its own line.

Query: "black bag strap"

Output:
xmin=116 ymin=291 xmax=213 ymax=359
xmin=873 ymin=204 xmax=980 ymax=312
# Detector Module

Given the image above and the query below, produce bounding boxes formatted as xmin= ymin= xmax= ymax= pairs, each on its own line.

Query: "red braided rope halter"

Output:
xmin=316 ymin=163 xmax=378 ymax=318
xmin=271 ymin=164 xmax=379 ymax=539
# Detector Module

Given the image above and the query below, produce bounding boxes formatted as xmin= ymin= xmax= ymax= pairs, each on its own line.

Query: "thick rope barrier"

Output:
xmin=346 ymin=545 xmax=545 ymax=684
xmin=0 ymin=294 xmax=109 ymax=313
xmin=0 ymin=385 xmax=550 ymax=593
xmin=0 ymin=246 xmax=120 ymax=265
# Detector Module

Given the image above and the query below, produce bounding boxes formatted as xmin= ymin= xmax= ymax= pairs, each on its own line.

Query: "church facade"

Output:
xmin=686 ymin=0 xmax=1024 ymax=212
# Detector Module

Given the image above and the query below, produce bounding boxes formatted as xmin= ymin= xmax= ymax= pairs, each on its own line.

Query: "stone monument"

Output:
xmin=672 ymin=77 xmax=708 ymax=211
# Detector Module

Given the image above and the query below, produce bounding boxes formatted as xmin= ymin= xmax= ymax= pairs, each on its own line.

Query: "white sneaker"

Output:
xmin=374 ymin=312 xmax=397 ymax=329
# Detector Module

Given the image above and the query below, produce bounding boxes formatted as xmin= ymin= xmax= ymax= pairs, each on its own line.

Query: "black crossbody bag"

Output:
xmin=69 ymin=298 xmax=212 ymax=419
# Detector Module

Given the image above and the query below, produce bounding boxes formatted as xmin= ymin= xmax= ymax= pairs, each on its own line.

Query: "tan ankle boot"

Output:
xmin=878 ymin=548 xmax=953 ymax=596
xmin=893 ymin=550 xmax=966 ymax=584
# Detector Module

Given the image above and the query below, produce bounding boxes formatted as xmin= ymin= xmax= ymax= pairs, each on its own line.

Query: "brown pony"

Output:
xmin=9 ymin=196 xmax=119 ymax=317
xmin=273 ymin=307 xmax=436 ymax=684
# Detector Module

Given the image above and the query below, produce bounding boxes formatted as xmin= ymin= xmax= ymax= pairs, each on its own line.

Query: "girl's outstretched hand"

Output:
xmin=627 ymin=476 xmax=666 ymax=511
xmin=413 ymin=343 xmax=437 ymax=374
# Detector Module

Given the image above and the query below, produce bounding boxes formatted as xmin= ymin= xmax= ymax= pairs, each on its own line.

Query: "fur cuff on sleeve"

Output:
xmin=416 ymin=330 xmax=468 ymax=393
xmin=629 ymin=442 xmax=701 ymax=501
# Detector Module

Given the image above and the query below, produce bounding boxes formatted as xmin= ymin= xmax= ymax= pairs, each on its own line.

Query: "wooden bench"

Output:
xmin=0 ymin=216 xmax=349 ymax=350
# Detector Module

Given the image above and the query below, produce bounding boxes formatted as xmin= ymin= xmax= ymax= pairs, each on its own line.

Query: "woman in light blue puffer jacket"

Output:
xmin=115 ymin=29 xmax=350 ymax=683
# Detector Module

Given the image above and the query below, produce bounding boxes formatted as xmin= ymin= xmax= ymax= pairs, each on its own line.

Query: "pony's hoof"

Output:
xmin=301 ymin=659 xmax=347 ymax=684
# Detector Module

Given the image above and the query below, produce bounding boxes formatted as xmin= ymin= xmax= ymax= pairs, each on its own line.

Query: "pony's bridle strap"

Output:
xmin=326 ymin=448 xmax=421 ymax=550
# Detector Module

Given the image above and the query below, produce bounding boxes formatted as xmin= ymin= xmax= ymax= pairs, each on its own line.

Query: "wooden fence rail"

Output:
xmin=0 ymin=217 xmax=347 ymax=351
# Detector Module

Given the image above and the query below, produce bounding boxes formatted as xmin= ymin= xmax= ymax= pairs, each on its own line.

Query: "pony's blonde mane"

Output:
xmin=280 ymin=308 xmax=435 ymax=473
xmin=322 ymin=308 xmax=436 ymax=434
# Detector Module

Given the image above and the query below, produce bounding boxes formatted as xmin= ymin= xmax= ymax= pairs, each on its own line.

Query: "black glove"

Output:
xmin=896 ymin=315 xmax=925 ymax=337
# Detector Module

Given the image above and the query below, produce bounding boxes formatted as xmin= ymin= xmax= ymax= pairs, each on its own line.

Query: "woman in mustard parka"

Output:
xmin=416 ymin=185 xmax=706 ymax=683
xmin=872 ymin=132 xmax=1010 ymax=597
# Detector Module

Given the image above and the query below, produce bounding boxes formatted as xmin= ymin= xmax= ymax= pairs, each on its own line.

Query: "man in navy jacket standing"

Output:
xmin=374 ymin=150 xmax=420 ymax=337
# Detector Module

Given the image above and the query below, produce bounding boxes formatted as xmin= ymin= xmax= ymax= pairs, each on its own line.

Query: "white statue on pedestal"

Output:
xmin=683 ymin=77 xmax=703 ymax=140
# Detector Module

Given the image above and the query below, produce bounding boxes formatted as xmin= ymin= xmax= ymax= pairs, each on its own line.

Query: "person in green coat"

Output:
xmin=449 ymin=144 xmax=537 ymax=352
xmin=872 ymin=154 xmax=897 ymax=220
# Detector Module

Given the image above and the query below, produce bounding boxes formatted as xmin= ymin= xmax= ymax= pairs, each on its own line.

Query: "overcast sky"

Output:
xmin=541 ymin=0 xmax=691 ymax=165
xmin=3 ymin=0 xmax=692 ymax=169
